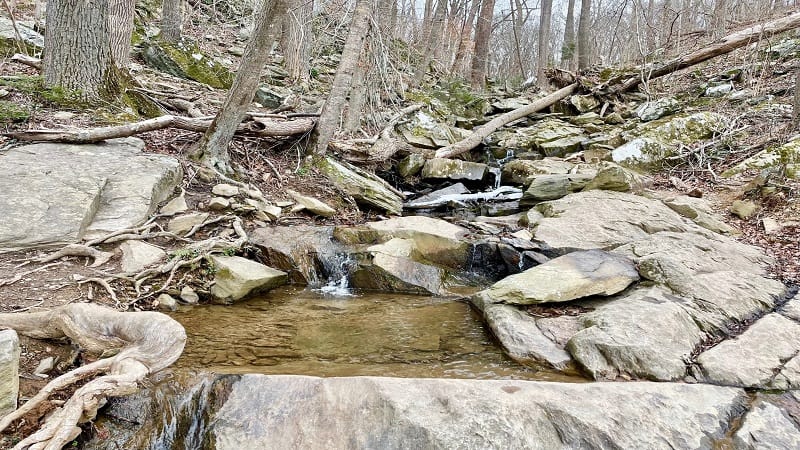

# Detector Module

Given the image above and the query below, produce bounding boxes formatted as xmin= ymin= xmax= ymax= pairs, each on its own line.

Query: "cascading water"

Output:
xmin=315 ymin=252 xmax=356 ymax=296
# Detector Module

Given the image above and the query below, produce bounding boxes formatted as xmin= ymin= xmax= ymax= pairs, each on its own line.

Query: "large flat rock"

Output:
xmin=0 ymin=138 xmax=181 ymax=250
xmin=0 ymin=330 xmax=19 ymax=416
xmin=91 ymin=374 xmax=748 ymax=450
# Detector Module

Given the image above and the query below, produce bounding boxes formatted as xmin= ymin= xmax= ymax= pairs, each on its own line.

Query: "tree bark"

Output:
xmin=562 ymin=0 xmax=576 ymax=68
xmin=194 ymin=0 xmax=287 ymax=172
xmin=281 ymin=0 xmax=312 ymax=83
xmin=344 ymin=60 xmax=367 ymax=133
xmin=309 ymin=0 xmax=373 ymax=156
xmin=536 ymin=0 xmax=553 ymax=87
xmin=577 ymin=0 xmax=591 ymax=69
xmin=110 ymin=0 xmax=135 ymax=67
xmin=451 ymin=0 xmax=481 ymax=75
xmin=161 ymin=0 xmax=183 ymax=42
xmin=435 ymin=83 xmax=577 ymax=158
xmin=414 ymin=0 xmax=447 ymax=83
xmin=469 ymin=0 xmax=495 ymax=88
xmin=43 ymin=0 xmax=123 ymax=100
xmin=609 ymin=10 xmax=800 ymax=94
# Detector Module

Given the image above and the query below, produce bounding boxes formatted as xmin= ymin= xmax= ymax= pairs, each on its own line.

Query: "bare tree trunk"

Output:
xmin=469 ymin=0 xmax=496 ymax=88
xmin=414 ymin=0 xmax=447 ymax=82
xmin=451 ymin=0 xmax=480 ymax=75
xmin=194 ymin=0 xmax=287 ymax=172
xmin=161 ymin=0 xmax=183 ymax=42
xmin=510 ymin=0 xmax=526 ymax=78
xmin=309 ymin=0 xmax=373 ymax=156
xmin=562 ymin=0 xmax=576 ymax=68
xmin=577 ymin=0 xmax=592 ymax=69
xmin=536 ymin=0 xmax=553 ymax=87
xmin=712 ymin=0 xmax=728 ymax=38
xmin=110 ymin=0 xmax=135 ymax=67
xmin=344 ymin=59 xmax=367 ymax=132
xmin=43 ymin=0 xmax=123 ymax=100
xmin=609 ymin=10 xmax=800 ymax=93
xmin=281 ymin=0 xmax=312 ymax=83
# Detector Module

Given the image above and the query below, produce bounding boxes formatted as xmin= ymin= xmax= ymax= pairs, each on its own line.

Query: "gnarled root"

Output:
xmin=0 ymin=304 xmax=186 ymax=450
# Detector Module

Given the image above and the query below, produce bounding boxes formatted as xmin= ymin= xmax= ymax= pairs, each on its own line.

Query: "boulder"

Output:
xmin=723 ymin=138 xmax=800 ymax=179
xmin=119 ymin=240 xmax=166 ymax=273
xmin=286 ymin=189 xmax=336 ymax=217
xmin=521 ymin=173 xmax=594 ymax=204
xmin=570 ymin=94 xmax=600 ymax=113
xmin=92 ymin=374 xmax=748 ymax=450
xmin=317 ymin=158 xmax=403 ymax=215
xmin=398 ymin=154 xmax=426 ymax=177
xmin=532 ymin=191 xmax=694 ymax=254
xmin=209 ymin=256 xmax=288 ymax=303
xmin=583 ymin=162 xmax=649 ymax=192
xmin=179 ymin=286 xmax=199 ymax=304
xmin=538 ymin=135 xmax=585 ymax=157
xmin=0 ymin=330 xmax=19 ymax=416
xmin=250 ymin=226 xmax=338 ymax=285
xmin=482 ymin=250 xmax=639 ymax=305
xmin=141 ymin=39 xmax=233 ymax=88
xmin=155 ymin=293 xmax=179 ymax=312
xmin=160 ymin=194 xmax=188 ymax=216
xmin=363 ymin=216 xmax=470 ymax=269
xmin=694 ymin=314 xmax=800 ymax=389
xmin=211 ymin=183 xmax=240 ymax=197
xmin=350 ymin=252 xmax=444 ymax=295
xmin=421 ymin=158 xmax=487 ymax=181
xmin=705 ymin=83 xmax=733 ymax=97
xmin=501 ymin=158 xmax=574 ymax=186
xmin=167 ymin=212 xmax=209 ymax=235
xmin=0 ymin=17 xmax=43 ymax=55
xmin=470 ymin=297 xmax=573 ymax=369
xmin=495 ymin=119 xmax=586 ymax=155
xmin=661 ymin=195 xmax=736 ymax=234
xmin=731 ymin=200 xmax=758 ymax=219
xmin=636 ymin=97 xmax=681 ymax=121
xmin=734 ymin=400 xmax=800 ymax=449
xmin=0 ymin=138 xmax=181 ymax=250
xmin=567 ymin=286 xmax=705 ymax=381
xmin=254 ymin=85 xmax=293 ymax=109
xmin=207 ymin=197 xmax=230 ymax=211
xmin=405 ymin=183 xmax=469 ymax=207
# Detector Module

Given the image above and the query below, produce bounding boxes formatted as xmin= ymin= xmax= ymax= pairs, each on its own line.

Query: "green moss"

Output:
xmin=0 ymin=75 xmax=86 ymax=108
xmin=0 ymin=100 xmax=30 ymax=122
xmin=142 ymin=39 xmax=233 ymax=89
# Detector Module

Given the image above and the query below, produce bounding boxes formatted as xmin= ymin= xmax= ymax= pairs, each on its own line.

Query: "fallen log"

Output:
xmin=434 ymin=83 xmax=578 ymax=159
xmin=3 ymin=114 xmax=315 ymax=143
xmin=0 ymin=303 xmax=186 ymax=450
xmin=607 ymin=10 xmax=800 ymax=94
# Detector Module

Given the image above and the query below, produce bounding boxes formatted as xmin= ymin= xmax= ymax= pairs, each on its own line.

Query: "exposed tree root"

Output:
xmin=37 ymin=244 xmax=113 ymax=268
xmin=0 ymin=304 xmax=186 ymax=450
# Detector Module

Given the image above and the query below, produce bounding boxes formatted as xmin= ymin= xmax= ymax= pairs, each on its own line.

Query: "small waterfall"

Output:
xmin=488 ymin=166 xmax=502 ymax=189
xmin=315 ymin=252 xmax=356 ymax=297
xmin=497 ymin=149 xmax=515 ymax=165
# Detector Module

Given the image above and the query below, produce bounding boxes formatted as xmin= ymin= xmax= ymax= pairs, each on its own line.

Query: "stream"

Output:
xmin=169 ymin=286 xmax=583 ymax=382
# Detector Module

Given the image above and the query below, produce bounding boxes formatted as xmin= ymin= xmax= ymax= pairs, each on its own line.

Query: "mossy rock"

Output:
xmin=0 ymin=17 xmax=43 ymax=57
xmin=722 ymin=138 xmax=800 ymax=179
xmin=141 ymin=39 xmax=233 ymax=89
xmin=0 ymin=76 xmax=86 ymax=109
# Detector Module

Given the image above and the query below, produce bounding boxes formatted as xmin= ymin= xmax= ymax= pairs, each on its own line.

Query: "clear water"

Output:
xmin=169 ymin=286 xmax=583 ymax=382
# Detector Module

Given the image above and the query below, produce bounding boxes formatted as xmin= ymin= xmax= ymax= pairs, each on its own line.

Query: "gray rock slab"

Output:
xmin=286 ymin=189 xmax=336 ymax=217
xmin=421 ymin=158 xmax=488 ymax=181
xmin=695 ymin=313 xmax=800 ymax=389
xmin=532 ymin=190 xmax=695 ymax=254
xmin=484 ymin=250 xmax=639 ymax=305
xmin=0 ymin=138 xmax=181 ymax=250
xmin=119 ymin=240 xmax=166 ymax=273
xmin=351 ymin=253 xmax=444 ymax=295
xmin=210 ymin=256 xmax=288 ymax=303
xmin=188 ymin=376 xmax=746 ymax=450
xmin=734 ymin=401 xmax=800 ymax=449
xmin=501 ymin=158 xmax=575 ymax=186
xmin=567 ymin=286 xmax=704 ymax=381
xmin=0 ymin=330 xmax=19 ymax=416
xmin=472 ymin=299 xmax=572 ymax=369
xmin=521 ymin=173 xmax=595 ymax=204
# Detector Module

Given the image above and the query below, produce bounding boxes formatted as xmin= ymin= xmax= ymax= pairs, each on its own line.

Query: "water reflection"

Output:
xmin=170 ymin=286 xmax=583 ymax=382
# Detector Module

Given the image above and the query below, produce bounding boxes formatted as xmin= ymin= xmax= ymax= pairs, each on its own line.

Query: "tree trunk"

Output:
xmin=536 ymin=0 xmax=553 ymax=87
xmin=712 ymin=0 xmax=728 ymax=39
xmin=609 ymin=10 xmax=800 ymax=94
xmin=577 ymin=0 xmax=591 ymax=69
xmin=414 ymin=0 xmax=447 ymax=83
xmin=562 ymin=0 xmax=576 ymax=68
xmin=344 ymin=60 xmax=367 ymax=133
xmin=469 ymin=0 xmax=495 ymax=88
xmin=309 ymin=0 xmax=373 ymax=156
xmin=43 ymin=0 xmax=123 ymax=100
xmin=161 ymin=0 xmax=183 ymax=42
xmin=451 ymin=0 xmax=481 ymax=75
xmin=109 ymin=0 xmax=135 ymax=67
xmin=281 ymin=0 xmax=312 ymax=83
xmin=194 ymin=0 xmax=287 ymax=172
